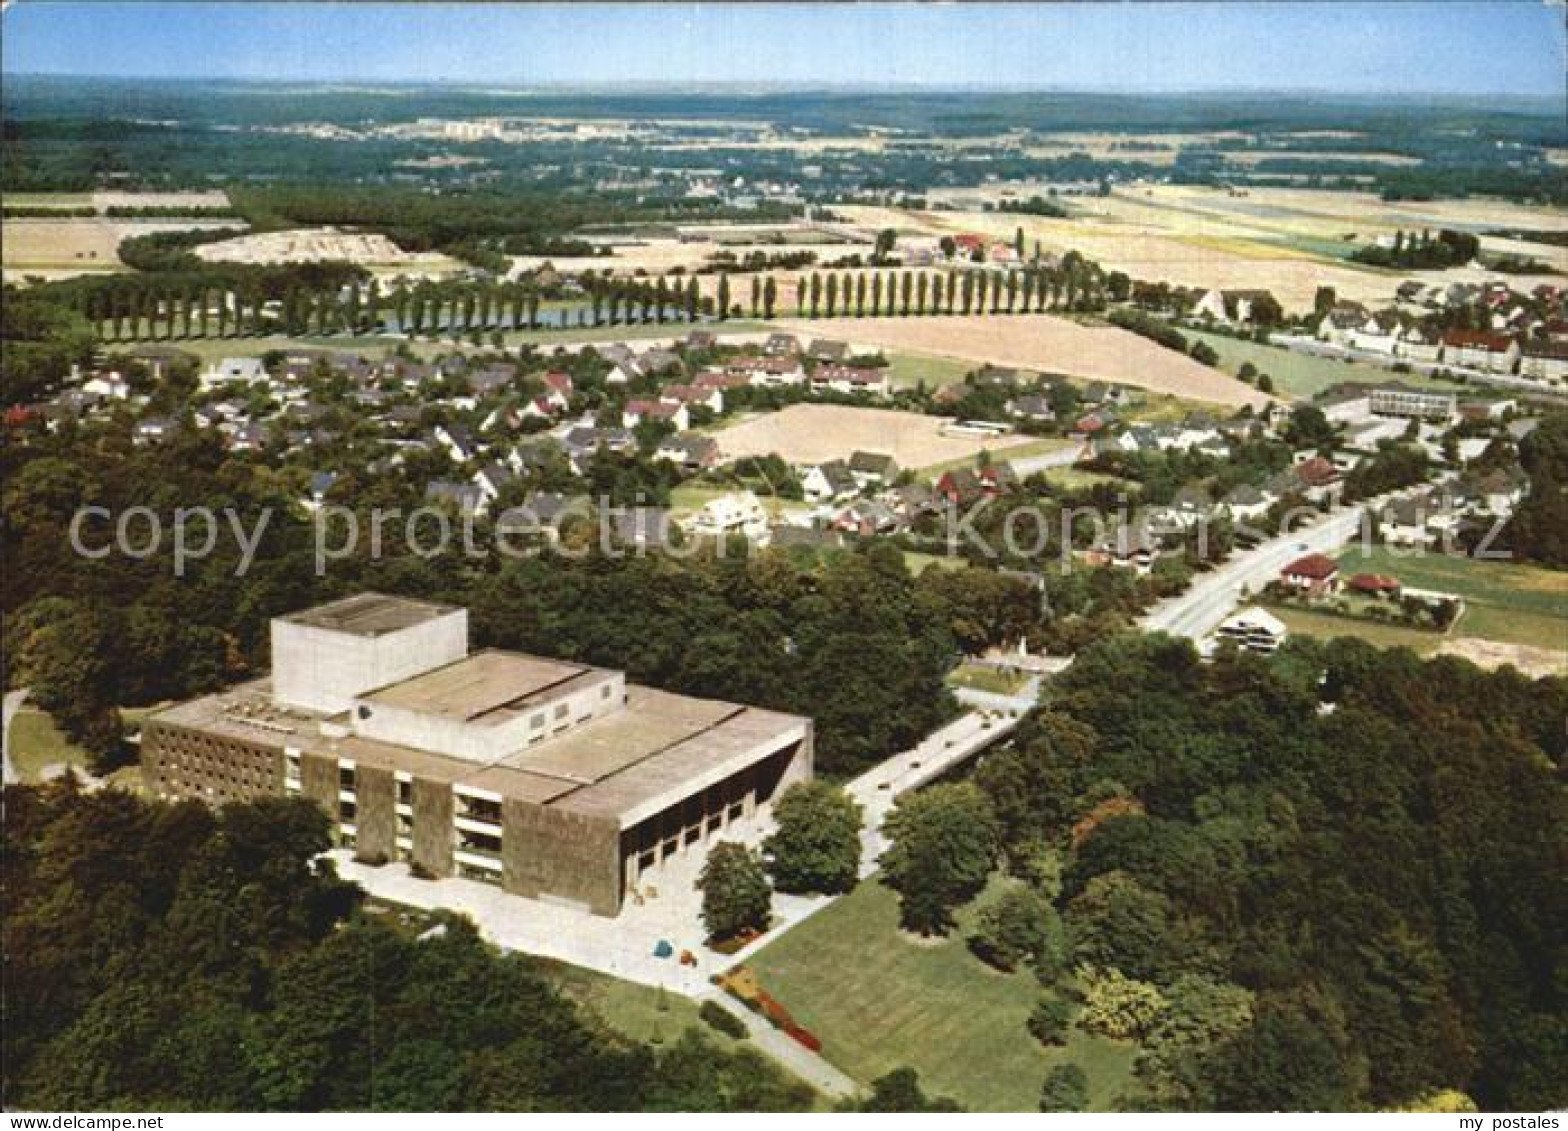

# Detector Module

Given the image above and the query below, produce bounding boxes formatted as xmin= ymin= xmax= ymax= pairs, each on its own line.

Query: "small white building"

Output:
xmin=200 ymin=356 xmax=268 ymax=390
xmin=685 ymin=491 xmax=771 ymax=543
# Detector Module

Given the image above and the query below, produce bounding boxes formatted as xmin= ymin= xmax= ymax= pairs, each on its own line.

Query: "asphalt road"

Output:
xmin=3 ymin=688 xmax=30 ymax=787
xmin=1142 ymin=506 xmax=1368 ymax=640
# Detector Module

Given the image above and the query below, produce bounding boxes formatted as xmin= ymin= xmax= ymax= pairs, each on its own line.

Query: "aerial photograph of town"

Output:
xmin=0 ymin=0 xmax=1564 ymax=1119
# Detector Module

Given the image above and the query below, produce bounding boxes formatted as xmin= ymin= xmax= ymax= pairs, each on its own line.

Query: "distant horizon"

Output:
xmin=3 ymin=2 xmax=1564 ymax=104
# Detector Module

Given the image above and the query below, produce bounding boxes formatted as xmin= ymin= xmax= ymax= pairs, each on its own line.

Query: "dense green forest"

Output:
xmin=952 ymin=634 xmax=1568 ymax=1110
xmin=4 ymin=413 xmax=1007 ymax=776
xmin=0 ymin=784 xmax=815 ymax=1111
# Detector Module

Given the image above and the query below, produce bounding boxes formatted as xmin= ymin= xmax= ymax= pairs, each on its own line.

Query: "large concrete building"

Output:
xmin=143 ymin=593 xmax=812 ymax=915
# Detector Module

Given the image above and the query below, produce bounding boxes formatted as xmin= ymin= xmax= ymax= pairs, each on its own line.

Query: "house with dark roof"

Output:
xmin=848 ymin=450 xmax=899 ymax=487
xmin=801 ymin=459 xmax=859 ymax=503
xmin=654 ymin=431 xmax=719 ymax=471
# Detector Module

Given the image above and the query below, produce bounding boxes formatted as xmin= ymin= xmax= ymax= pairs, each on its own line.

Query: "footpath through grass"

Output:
xmin=747 ymin=878 xmax=1137 ymax=1111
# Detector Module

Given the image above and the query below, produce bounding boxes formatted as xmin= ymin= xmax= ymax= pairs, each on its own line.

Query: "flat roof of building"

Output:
xmin=280 ymin=592 xmax=461 ymax=637
xmin=361 ymin=650 xmax=610 ymax=725
xmin=150 ymin=653 xmax=809 ymax=829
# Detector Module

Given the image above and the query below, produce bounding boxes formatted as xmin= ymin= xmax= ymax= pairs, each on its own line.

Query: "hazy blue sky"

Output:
xmin=3 ymin=2 xmax=1564 ymax=100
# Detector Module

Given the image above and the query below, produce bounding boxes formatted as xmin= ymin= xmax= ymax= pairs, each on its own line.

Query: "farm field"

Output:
xmin=1 ymin=216 xmax=239 ymax=280
xmin=842 ymin=186 xmax=1567 ymax=312
xmin=711 ymin=402 xmax=1040 ymax=470
xmin=774 ymin=314 xmax=1265 ymax=409
xmin=1181 ymin=329 xmax=1467 ymax=400
xmin=747 ymin=878 xmax=1139 ymax=1112
xmin=193 ymin=226 xmax=461 ymax=276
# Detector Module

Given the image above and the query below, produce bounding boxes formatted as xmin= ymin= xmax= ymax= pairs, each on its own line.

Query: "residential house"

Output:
xmin=848 ymin=450 xmax=899 ymax=488
xmin=1400 ymin=324 xmax=1443 ymax=364
xmin=685 ymin=491 xmax=770 ymax=543
xmin=200 ymin=356 xmax=268 ymax=390
xmin=832 ymin=499 xmax=901 ymax=537
xmin=425 ymin=479 xmax=485 ymax=515
xmin=622 ymin=399 xmax=689 ymax=431
xmin=1195 ymin=288 xmax=1276 ymax=325
xmin=228 ymin=422 xmax=268 ymax=453
xmin=303 ymin=471 xmax=338 ymax=512
xmin=1347 ymin=573 xmax=1402 ymax=599
xmin=801 ymin=459 xmax=859 ymax=503
xmin=762 ymin=333 xmax=801 ymax=357
xmin=465 ymin=364 xmax=516 ymax=397
xmin=1379 ymin=495 xmax=1441 ymax=548
xmin=653 ymin=431 xmax=719 ymax=472
xmin=82 ymin=370 xmax=132 ymax=400
xmin=1089 ymin=522 xmax=1160 ymax=574
xmin=1519 ymin=340 xmax=1568 ymax=383
xmin=1006 ymin=394 xmax=1056 ymax=424
xmin=1293 ymin=456 xmax=1343 ymax=503
xmin=1441 ymin=330 xmax=1520 ymax=374
xmin=727 ymin=356 xmax=806 ymax=387
xmin=810 ymin=365 xmax=889 ymax=397
xmin=1316 ymin=303 xmax=1373 ymax=346
xmin=660 ymin=383 xmax=724 ymax=415
xmin=883 ymin=483 xmax=936 ymax=523
xmin=471 ymin=462 xmax=517 ymax=507
xmin=433 ymin=423 xmax=479 ymax=463
xmin=559 ymin=424 xmax=636 ymax=472
xmin=1219 ymin=483 xmax=1275 ymax=524
xmin=124 ymin=345 xmax=197 ymax=381
xmin=608 ymin=507 xmax=677 ymax=551
xmin=806 ymin=339 xmax=849 ymax=363
xmin=132 ymin=416 xmax=179 ymax=445
xmin=1280 ymin=552 xmax=1340 ymax=596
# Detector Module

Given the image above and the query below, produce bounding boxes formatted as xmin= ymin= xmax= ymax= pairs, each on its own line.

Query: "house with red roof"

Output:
xmin=1281 ymin=553 xmax=1340 ymax=596
xmin=1441 ymin=330 xmax=1519 ymax=374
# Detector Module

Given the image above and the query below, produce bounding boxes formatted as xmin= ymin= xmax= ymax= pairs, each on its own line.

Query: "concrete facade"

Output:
xmin=143 ymin=593 xmax=812 ymax=916
xmin=270 ymin=593 xmax=469 ymax=714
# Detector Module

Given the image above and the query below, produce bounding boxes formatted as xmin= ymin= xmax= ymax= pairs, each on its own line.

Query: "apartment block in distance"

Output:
xmin=142 ymin=593 xmax=812 ymax=915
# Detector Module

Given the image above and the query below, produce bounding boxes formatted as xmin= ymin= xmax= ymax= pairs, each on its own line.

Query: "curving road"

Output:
xmin=3 ymin=688 xmax=30 ymax=787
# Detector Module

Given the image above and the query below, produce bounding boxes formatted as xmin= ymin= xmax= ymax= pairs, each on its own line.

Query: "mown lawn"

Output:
xmin=1182 ymin=329 xmax=1468 ymax=401
xmin=534 ymin=960 xmax=707 ymax=1047
xmin=747 ymin=878 xmax=1139 ymax=1112
xmin=946 ymin=662 xmax=1030 ymax=696
xmin=886 ymin=350 xmax=976 ymax=390
xmin=6 ymin=708 xmax=89 ymax=782
xmin=1269 ymin=605 xmax=1444 ymax=654
xmin=6 ymin=705 xmax=160 ymax=785
xmin=1335 ymin=547 xmax=1568 ymax=651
